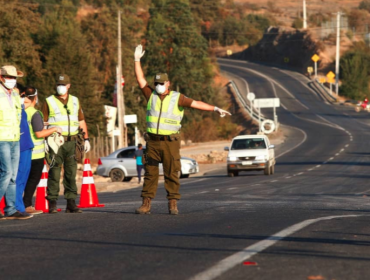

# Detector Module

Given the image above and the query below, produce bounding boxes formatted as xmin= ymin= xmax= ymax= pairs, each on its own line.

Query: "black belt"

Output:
xmin=148 ymin=133 xmax=179 ymax=141
xmin=63 ymin=135 xmax=78 ymax=142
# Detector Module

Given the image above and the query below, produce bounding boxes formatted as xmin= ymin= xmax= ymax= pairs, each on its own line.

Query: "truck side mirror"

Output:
xmin=224 ymin=146 xmax=229 ymax=151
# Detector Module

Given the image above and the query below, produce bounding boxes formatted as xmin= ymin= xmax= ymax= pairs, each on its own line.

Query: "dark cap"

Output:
xmin=154 ymin=73 xmax=169 ymax=83
xmin=56 ymin=74 xmax=70 ymax=85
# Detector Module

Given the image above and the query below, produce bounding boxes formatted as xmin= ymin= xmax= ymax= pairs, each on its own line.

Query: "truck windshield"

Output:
xmin=231 ymin=138 xmax=266 ymax=150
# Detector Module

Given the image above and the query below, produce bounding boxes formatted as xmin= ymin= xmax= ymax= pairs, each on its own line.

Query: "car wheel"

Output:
xmin=264 ymin=166 xmax=271 ymax=175
xmin=110 ymin=168 xmax=125 ymax=182
xmin=227 ymin=172 xmax=234 ymax=177
xmin=123 ymin=177 xmax=132 ymax=182
xmin=270 ymin=165 xmax=275 ymax=175
xmin=180 ymin=172 xmax=189 ymax=179
xmin=234 ymin=171 xmax=239 ymax=176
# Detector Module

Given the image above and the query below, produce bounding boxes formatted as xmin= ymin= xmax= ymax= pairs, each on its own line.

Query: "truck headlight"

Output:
xmin=228 ymin=157 xmax=237 ymax=161
xmin=255 ymin=155 xmax=267 ymax=161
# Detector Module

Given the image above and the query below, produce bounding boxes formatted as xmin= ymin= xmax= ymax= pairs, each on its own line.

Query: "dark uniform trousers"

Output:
xmin=142 ymin=135 xmax=181 ymax=200
xmin=47 ymin=141 xmax=77 ymax=201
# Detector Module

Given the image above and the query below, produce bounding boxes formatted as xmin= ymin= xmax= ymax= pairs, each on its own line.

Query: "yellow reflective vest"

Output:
xmin=26 ymin=107 xmax=45 ymax=160
xmin=46 ymin=95 xmax=80 ymax=136
xmin=146 ymin=91 xmax=184 ymax=135
xmin=0 ymin=85 xmax=21 ymax=141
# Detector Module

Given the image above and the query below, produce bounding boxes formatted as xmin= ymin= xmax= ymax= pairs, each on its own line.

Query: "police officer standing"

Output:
xmin=42 ymin=74 xmax=91 ymax=214
xmin=134 ymin=45 xmax=231 ymax=215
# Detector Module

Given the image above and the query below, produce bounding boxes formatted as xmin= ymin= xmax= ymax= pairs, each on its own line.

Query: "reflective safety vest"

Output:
xmin=26 ymin=107 xmax=45 ymax=160
xmin=46 ymin=95 xmax=80 ymax=136
xmin=146 ymin=91 xmax=184 ymax=135
xmin=0 ymin=86 xmax=21 ymax=141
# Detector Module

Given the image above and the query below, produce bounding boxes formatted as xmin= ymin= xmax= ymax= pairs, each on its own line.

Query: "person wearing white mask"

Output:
xmin=0 ymin=65 xmax=32 ymax=220
xmin=41 ymin=74 xmax=90 ymax=214
xmin=134 ymin=44 xmax=231 ymax=215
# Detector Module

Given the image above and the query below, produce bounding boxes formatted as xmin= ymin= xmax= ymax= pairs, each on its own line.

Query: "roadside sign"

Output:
xmin=124 ymin=114 xmax=137 ymax=124
xmin=254 ymin=98 xmax=280 ymax=108
xmin=247 ymin=92 xmax=255 ymax=101
xmin=311 ymin=54 xmax=320 ymax=62
xmin=226 ymin=50 xmax=233 ymax=55
xmin=319 ymin=77 xmax=326 ymax=83
xmin=327 ymin=77 xmax=335 ymax=84
xmin=326 ymin=71 xmax=335 ymax=79
xmin=307 ymin=67 xmax=313 ymax=73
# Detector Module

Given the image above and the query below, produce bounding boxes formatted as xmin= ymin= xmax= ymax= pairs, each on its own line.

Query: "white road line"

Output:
xmin=270 ymin=180 xmax=278 ymax=183
xmin=316 ymin=165 xmax=321 ymax=168
xmin=276 ymin=125 xmax=307 ymax=159
xmin=297 ymin=172 xmax=303 ymax=175
xmin=227 ymin=187 xmax=237 ymax=190
xmin=340 ymin=149 xmax=344 ymax=152
xmin=329 ymin=157 xmax=334 ymax=160
xmin=345 ymin=144 xmax=349 ymax=147
xmin=285 ymin=176 xmax=291 ymax=179
xmin=198 ymin=191 xmax=209 ymax=194
xmin=307 ymin=169 xmax=313 ymax=171
xmin=335 ymin=153 xmax=339 ymax=156
xmin=189 ymin=214 xmax=363 ymax=280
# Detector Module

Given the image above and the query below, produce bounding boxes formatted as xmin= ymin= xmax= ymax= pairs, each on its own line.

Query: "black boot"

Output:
xmin=48 ymin=200 xmax=58 ymax=214
xmin=66 ymin=199 xmax=82 ymax=213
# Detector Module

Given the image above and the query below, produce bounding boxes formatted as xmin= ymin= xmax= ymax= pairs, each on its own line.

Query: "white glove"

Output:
xmin=134 ymin=44 xmax=145 ymax=61
xmin=44 ymin=140 xmax=49 ymax=154
xmin=84 ymin=140 xmax=91 ymax=153
xmin=214 ymin=106 xmax=232 ymax=118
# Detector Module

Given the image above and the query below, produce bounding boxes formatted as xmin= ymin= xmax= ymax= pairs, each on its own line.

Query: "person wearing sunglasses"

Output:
xmin=0 ymin=65 xmax=32 ymax=220
xmin=134 ymin=44 xmax=231 ymax=215
xmin=41 ymin=74 xmax=90 ymax=214
xmin=22 ymin=87 xmax=62 ymax=215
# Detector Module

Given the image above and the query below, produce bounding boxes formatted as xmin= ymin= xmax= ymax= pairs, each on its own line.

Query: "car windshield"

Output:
xmin=231 ymin=138 xmax=266 ymax=150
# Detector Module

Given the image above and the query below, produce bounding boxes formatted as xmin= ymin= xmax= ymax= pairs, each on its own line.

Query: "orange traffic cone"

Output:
xmin=35 ymin=160 xmax=61 ymax=213
xmin=78 ymin=158 xmax=105 ymax=208
xmin=0 ymin=197 xmax=5 ymax=215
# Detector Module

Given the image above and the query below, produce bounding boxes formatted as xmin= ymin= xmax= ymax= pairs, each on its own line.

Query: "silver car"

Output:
xmin=96 ymin=146 xmax=199 ymax=182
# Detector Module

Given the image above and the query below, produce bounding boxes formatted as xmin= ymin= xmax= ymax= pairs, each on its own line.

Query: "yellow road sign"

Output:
xmin=327 ymin=77 xmax=335 ymax=84
xmin=326 ymin=71 xmax=335 ymax=79
xmin=311 ymin=54 xmax=320 ymax=62
xmin=307 ymin=67 xmax=313 ymax=73
xmin=319 ymin=77 xmax=326 ymax=83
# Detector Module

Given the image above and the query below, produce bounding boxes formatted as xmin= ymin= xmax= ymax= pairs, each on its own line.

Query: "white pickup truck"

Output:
xmin=224 ymin=134 xmax=276 ymax=177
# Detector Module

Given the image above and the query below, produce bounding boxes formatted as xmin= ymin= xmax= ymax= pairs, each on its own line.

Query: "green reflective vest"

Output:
xmin=26 ymin=107 xmax=45 ymax=160
xmin=0 ymin=86 xmax=21 ymax=141
xmin=146 ymin=91 xmax=184 ymax=135
xmin=46 ymin=95 xmax=80 ymax=136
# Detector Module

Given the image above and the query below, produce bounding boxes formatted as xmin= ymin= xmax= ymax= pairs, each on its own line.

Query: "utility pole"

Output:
xmin=117 ymin=10 xmax=127 ymax=148
xmin=335 ymin=12 xmax=343 ymax=95
xmin=303 ymin=0 xmax=307 ymax=29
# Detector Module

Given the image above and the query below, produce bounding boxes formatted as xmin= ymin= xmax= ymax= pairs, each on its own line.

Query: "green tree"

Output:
xmin=34 ymin=3 xmax=104 ymax=136
xmin=340 ymin=44 xmax=370 ymax=99
xmin=0 ymin=1 xmax=43 ymax=87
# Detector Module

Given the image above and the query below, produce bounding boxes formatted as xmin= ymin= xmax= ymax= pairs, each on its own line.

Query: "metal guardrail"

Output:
xmin=313 ymin=79 xmax=337 ymax=103
xmin=229 ymin=80 xmax=264 ymax=124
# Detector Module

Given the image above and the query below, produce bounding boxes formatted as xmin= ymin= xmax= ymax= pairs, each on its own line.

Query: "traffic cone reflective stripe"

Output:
xmin=35 ymin=160 xmax=61 ymax=213
xmin=78 ymin=158 xmax=105 ymax=208
xmin=0 ymin=197 xmax=5 ymax=215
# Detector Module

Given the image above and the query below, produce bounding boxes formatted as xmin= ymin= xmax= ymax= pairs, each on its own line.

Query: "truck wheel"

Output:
xmin=234 ymin=171 xmax=239 ymax=176
xmin=227 ymin=172 xmax=234 ymax=177
xmin=264 ymin=166 xmax=271 ymax=175
xmin=180 ymin=172 xmax=189 ymax=179
xmin=110 ymin=168 xmax=125 ymax=182
xmin=270 ymin=165 xmax=275 ymax=175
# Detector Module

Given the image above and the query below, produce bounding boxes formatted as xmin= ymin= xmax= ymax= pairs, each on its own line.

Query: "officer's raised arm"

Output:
xmin=190 ymin=100 xmax=232 ymax=118
xmin=134 ymin=44 xmax=147 ymax=89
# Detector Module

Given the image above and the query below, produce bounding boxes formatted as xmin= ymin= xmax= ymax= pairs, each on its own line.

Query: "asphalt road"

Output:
xmin=2 ymin=59 xmax=370 ymax=280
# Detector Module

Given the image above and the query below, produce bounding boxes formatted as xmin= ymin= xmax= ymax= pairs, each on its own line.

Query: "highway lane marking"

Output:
xmin=340 ymin=149 xmax=344 ymax=152
xmin=345 ymin=144 xmax=349 ymax=147
xmin=189 ymin=214 xmax=364 ymax=280
xmin=316 ymin=165 xmax=321 ymax=168
xmin=275 ymin=125 xmax=307 ymax=159
xmin=227 ymin=187 xmax=237 ymax=190
xmin=307 ymin=169 xmax=313 ymax=171
xmin=329 ymin=157 xmax=334 ymax=160
xmin=297 ymin=172 xmax=303 ymax=175
xmin=270 ymin=180 xmax=278 ymax=183
xmin=198 ymin=191 xmax=209 ymax=194
xmin=285 ymin=176 xmax=291 ymax=178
